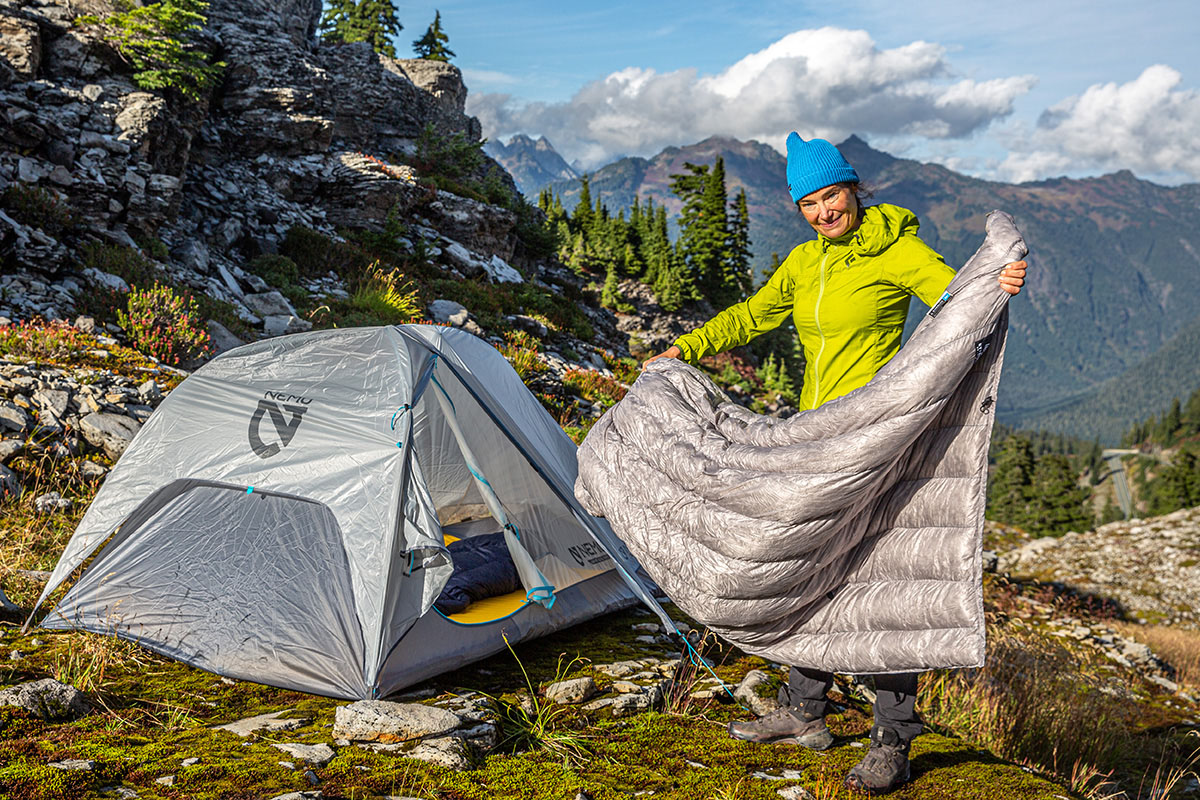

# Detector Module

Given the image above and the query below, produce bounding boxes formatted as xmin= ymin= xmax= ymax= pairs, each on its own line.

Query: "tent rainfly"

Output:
xmin=28 ymin=325 xmax=672 ymax=699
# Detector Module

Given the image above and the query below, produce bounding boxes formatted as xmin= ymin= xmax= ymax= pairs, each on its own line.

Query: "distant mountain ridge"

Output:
xmin=484 ymin=134 xmax=579 ymax=197
xmin=517 ymin=135 xmax=1200 ymax=440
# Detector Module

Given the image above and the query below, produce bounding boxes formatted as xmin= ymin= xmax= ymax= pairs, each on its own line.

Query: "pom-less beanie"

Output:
xmin=785 ymin=132 xmax=859 ymax=204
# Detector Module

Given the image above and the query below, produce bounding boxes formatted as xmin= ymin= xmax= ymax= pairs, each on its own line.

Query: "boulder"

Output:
xmin=0 ymin=464 xmax=21 ymax=499
xmin=0 ymin=15 xmax=41 ymax=81
xmin=79 ymin=412 xmax=140 ymax=459
xmin=544 ymin=677 xmax=597 ymax=705
xmin=270 ymin=742 xmax=335 ymax=767
xmin=733 ymin=670 xmax=781 ymax=717
xmin=333 ymin=700 xmax=460 ymax=744
xmin=213 ymin=709 xmax=309 ymax=737
xmin=0 ymin=678 xmax=90 ymax=720
xmin=428 ymin=298 xmax=468 ymax=325
xmin=0 ymin=400 xmax=33 ymax=434
xmin=243 ymin=290 xmax=297 ymax=318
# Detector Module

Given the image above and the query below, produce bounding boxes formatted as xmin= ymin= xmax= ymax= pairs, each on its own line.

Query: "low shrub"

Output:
xmin=245 ymin=254 xmax=300 ymax=289
xmin=0 ymin=320 xmax=90 ymax=362
xmin=117 ymin=283 xmax=212 ymax=366
xmin=562 ymin=368 xmax=627 ymax=407
xmin=411 ymin=123 xmax=485 ymax=181
xmin=500 ymin=330 xmax=545 ymax=381
xmin=310 ymin=263 xmax=421 ymax=329
xmin=1 ymin=184 xmax=77 ymax=237
xmin=81 ymin=242 xmax=161 ymax=288
xmin=76 ymin=0 xmax=224 ymax=101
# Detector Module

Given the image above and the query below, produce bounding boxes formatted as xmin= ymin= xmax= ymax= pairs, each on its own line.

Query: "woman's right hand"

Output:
xmin=642 ymin=345 xmax=682 ymax=370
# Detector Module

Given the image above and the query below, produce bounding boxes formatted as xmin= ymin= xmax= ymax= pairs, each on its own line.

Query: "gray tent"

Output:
xmin=29 ymin=325 xmax=670 ymax=699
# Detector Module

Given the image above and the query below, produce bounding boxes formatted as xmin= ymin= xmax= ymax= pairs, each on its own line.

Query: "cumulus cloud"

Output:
xmin=998 ymin=66 xmax=1200 ymax=183
xmin=468 ymin=27 xmax=1035 ymax=169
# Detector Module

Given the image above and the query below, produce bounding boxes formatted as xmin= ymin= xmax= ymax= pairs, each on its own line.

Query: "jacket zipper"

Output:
xmin=812 ymin=251 xmax=830 ymax=407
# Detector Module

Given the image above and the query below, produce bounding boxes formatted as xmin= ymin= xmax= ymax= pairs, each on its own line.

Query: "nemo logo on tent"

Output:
xmin=249 ymin=395 xmax=310 ymax=458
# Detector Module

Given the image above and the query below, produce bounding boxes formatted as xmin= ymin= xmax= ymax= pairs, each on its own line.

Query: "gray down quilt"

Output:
xmin=575 ymin=211 xmax=1028 ymax=674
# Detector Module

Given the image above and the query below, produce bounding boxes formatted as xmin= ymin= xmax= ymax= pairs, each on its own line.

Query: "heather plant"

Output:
xmin=77 ymin=0 xmax=225 ymax=101
xmin=500 ymin=330 xmax=546 ymax=381
xmin=117 ymin=283 xmax=212 ymax=366
xmin=0 ymin=321 xmax=89 ymax=362
xmin=563 ymin=368 xmax=627 ymax=408
xmin=0 ymin=184 xmax=77 ymax=237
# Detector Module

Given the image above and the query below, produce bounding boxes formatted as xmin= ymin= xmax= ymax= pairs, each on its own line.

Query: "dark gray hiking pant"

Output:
xmin=787 ymin=667 xmax=923 ymax=743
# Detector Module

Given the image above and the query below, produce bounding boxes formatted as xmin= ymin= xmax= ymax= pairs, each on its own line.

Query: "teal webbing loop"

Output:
xmin=390 ymin=404 xmax=412 ymax=431
xmin=679 ymin=632 xmax=750 ymax=712
xmin=246 ymin=486 xmax=254 ymax=494
xmin=526 ymin=585 xmax=556 ymax=608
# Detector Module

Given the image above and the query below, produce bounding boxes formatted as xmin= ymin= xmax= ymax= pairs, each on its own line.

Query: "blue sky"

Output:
xmin=400 ymin=1 xmax=1200 ymax=183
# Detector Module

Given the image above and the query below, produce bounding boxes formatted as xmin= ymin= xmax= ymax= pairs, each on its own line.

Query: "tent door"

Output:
xmin=429 ymin=367 xmax=556 ymax=608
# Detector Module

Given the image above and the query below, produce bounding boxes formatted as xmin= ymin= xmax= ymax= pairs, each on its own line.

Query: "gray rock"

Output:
xmin=267 ymin=793 xmax=323 ymax=800
xmin=0 ymin=16 xmax=40 ymax=81
xmin=0 ymin=678 xmax=90 ymax=720
xmin=735 ymin=671 xmax=781 ymax=717
xmin=181 ymin=757 xmax=200 ymax=766
xmin=777 ymin=787 xmax=815 ymax=800
xmin=263 ymin=315 xmax=314 ymax=336
xmin=244 ymin=291 xmax=297 ymax=318
xmin=428 ymin=299 xmax=468 ymax=324
xmin=0 ymin=464 xmax=22 ymax=499
xmin=137 ymin=380 xmax=162 ymax=403
xmin=214 ymin=710 xmax=309 ymax=737
xmin=33 ymin=389 xmax=70 ymax=419
xmin=48 ymin=759 xmax=94 ymax=771
xmin=0 ymin=439 xmax=23 ymax=463
xmin=173 ymin=239 xmax=211 ymax=274
xmin=80 ymin=460 xmax=109 ymax=481
xmin=333 ymin=700 xmax=460 ymax=744
xmin=0 ymin=586 xmax=21 ymax=613
xmin=1148 ymin=674 xmax=1180 ymax=693
xmin=270 ymin=742 xmax=335 ymax=767
xmin=34 ymin=491 xmax=72 ymax=513
xmin=0 ymin=400 xmax=33 ymax=434
xmin=207 ymin=320 xmax=246 ymax=354
xmin=544 ymin=676 xmax=597 ymax=705
xmin=79 ymin=412 xmax=141 ymax=459
xmin=507 ymin=314 xmax=547 ymax=337
xmin=154 ymin=776 xmax=175 ymax=786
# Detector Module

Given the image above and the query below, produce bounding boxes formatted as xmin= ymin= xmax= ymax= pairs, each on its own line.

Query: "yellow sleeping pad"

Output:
xmin=440 ymin=534 xmax=529 ymax=625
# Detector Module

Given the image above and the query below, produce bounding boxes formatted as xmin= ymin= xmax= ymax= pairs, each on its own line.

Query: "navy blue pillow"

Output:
xmin=434 ymin=532 xmax=521 ymax=615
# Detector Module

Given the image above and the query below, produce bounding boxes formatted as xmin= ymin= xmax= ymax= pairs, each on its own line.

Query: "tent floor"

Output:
xmin=439 ymin=533 xmax=529 ymax=625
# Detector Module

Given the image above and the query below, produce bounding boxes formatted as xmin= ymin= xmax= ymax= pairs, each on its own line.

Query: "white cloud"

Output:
xmin=467 ymin=27 xmax=1035 ymax=169
xmin=461 ymin=69 xmax=520 ymax=89
xmin=998 ymin=65 xmax=1200 ymax=183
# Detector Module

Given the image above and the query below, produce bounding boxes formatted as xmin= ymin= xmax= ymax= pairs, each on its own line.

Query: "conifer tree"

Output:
xmin=321 ymin=0 xmax=402 ymax=57
xmin=988 ymin=435 xmax=1035 ymax=527
xmin=573 ymin=174 xmax=594 ymax=235
xmin=412 ymin=10 xmax=455 ymax=61
xmin=1026 ymin=453 xmax=1092 ymax=536
xmin=727 ymin=188 xmax=753 ymax=297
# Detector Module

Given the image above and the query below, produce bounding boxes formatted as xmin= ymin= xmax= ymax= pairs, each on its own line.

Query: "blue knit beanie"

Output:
xmin=785 ymin=132 xmax=859 ymax=203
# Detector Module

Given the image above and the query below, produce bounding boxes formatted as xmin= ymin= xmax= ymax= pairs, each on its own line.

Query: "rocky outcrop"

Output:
xmin=0 ymin=0 xmax=515 ymax=317
xmin=997 ymin=507 xmax=1200 ymax=628
xmin=0 ymin=678 xmax=90 ymax=720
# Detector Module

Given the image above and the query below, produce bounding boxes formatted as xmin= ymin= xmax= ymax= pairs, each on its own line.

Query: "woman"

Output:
xmin=643 ymin=133 xmax=1026 ymax=795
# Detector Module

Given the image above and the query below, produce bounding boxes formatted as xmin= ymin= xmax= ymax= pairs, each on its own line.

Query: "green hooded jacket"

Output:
xmin=673 ymin=203 xmax=956 ymax=411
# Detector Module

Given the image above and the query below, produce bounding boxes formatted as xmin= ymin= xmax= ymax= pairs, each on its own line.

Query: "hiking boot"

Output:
xmin=727 ymin=705 xmax=834 ymax=750
xmin=844 ymin=727 xmax=912 ymax=794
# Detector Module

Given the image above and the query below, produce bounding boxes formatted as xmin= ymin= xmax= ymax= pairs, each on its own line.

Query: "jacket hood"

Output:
xmin=822 ymin=203 xmax=920 ymax=256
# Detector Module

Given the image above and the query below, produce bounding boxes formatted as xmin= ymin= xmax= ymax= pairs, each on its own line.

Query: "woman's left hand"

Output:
xmin=999 ymin=260 xmax=1027 ymax=295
